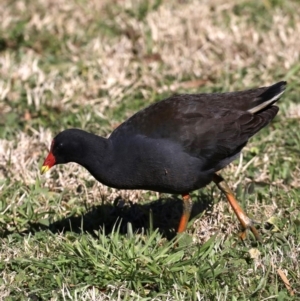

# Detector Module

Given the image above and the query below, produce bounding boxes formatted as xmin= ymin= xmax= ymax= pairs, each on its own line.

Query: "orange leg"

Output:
xmin=213 ymin=173 xmax=261 ymax=242
xmin=177 ymin=193 xmax=193 ymax=233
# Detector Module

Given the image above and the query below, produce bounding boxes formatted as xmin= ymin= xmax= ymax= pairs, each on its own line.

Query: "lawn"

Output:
xmin=0 ymin=0 xmax=300 ymax=300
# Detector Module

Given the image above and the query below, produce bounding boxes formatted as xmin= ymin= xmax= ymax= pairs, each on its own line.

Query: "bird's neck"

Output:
xmin=73 ymin=134 xmax=115 ymax=185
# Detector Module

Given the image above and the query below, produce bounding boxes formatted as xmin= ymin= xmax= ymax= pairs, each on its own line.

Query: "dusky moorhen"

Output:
xmin=41 ymin=81 xmax=287 ymax=241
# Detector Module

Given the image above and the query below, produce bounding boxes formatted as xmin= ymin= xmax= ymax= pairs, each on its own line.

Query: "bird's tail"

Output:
xmin=248 ymin=81 xmax=287 ymax=114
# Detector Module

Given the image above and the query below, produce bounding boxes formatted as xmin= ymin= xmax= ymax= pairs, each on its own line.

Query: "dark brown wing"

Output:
xmin=110 ymin=82 xmax=284 ymax=170
xmin=187 ymin=106 xmax=279 ymax=170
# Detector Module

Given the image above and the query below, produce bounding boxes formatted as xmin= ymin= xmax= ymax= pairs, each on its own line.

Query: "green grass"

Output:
xmin=1 ymin=230 xmax=221 ymax=300
xmin=1 ymin=0 xmax=300 ymax=300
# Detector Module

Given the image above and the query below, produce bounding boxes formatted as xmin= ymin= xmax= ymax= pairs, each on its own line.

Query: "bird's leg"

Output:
xmin=177 ymin=193 xmax=193 ymax=233
xmin=213 ymin=173 xmax=261 ymax=242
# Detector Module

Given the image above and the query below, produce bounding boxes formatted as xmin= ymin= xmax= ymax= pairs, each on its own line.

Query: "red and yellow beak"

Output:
xmin=41 ymin=151 xmax=56 ymax=174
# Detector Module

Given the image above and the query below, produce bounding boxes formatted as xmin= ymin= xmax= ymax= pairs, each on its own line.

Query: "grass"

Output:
xmin=0 ymin=0 xmax=300 ymax=300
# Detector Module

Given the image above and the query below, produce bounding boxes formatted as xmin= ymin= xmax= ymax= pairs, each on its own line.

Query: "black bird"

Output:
xmin=42 ymin=81 xmax=287 ymax=241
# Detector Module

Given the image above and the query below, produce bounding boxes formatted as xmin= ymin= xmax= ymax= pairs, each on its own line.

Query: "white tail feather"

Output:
xmin=248 ymin=90 xmax=285 ymax=114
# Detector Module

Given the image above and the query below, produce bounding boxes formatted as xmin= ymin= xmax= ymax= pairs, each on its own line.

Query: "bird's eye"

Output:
xmin=55 ymin=142 xmax=63 ymax=151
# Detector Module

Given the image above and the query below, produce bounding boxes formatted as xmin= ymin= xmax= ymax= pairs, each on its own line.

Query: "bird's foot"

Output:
xmin=238 ymin=217 xmax=261 ymax=242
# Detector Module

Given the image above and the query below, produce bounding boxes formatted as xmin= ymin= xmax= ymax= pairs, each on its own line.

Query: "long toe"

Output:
xmin=238 ymin=217 xmax=262 ymax=242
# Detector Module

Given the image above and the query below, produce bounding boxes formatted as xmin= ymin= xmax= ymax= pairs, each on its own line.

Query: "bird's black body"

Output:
xmin=50 ymin=81 xmax=286 ymax=194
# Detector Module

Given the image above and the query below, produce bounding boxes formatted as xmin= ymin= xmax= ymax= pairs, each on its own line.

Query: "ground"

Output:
xmin=0 ymin=0 xmax=299 ymax=300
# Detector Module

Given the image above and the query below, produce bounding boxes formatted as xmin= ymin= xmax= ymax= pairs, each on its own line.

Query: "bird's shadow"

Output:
xmin=25 ymin=192 xmax=214 ymax=240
